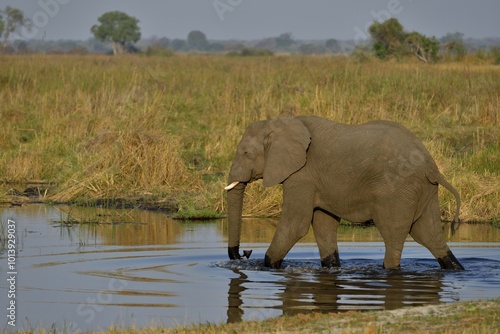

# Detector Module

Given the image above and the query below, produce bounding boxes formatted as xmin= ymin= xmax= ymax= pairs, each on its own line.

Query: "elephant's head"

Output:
xmin=225 ymin=117 xmax=311 ymax=260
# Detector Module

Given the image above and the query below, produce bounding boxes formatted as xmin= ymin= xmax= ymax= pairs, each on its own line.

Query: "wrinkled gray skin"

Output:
xmin=226 ymin=116 xmax=464 ymax=270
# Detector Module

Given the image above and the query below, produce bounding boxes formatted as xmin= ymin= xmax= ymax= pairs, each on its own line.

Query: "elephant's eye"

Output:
xmin=243 ymin=149 xmax=253 ymax=158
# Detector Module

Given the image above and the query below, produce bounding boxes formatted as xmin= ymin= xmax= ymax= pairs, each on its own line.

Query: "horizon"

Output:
xmin=1 ymin=1 xmax=499 ymax=43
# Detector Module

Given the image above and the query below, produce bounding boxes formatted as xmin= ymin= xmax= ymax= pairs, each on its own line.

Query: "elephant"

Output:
xmin=225 ymin=116 xmax=464 ymax=270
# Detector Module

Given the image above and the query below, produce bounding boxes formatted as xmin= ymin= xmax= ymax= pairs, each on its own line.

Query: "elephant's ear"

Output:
xmin=263 ymin=118 xmax=311 ymax=187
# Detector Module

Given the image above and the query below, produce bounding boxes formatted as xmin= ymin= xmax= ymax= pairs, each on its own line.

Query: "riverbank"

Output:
xmin=7 ymin=299 xmax=500 ymax=333
xmin=97 ymin=299 xmax=500 ymax=333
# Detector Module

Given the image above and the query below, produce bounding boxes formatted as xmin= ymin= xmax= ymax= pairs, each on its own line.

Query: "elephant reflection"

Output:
xmin=226 ymin=268 xmax=453 ymax=323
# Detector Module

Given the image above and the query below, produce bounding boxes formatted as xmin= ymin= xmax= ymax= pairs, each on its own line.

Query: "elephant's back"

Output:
xmin=350 ymin=120 xmax=441 ymax=178
xmin=356 ymin=120 xmax=428 ymax=152
xmin=301 ymin=116 xmax=441 ymax=180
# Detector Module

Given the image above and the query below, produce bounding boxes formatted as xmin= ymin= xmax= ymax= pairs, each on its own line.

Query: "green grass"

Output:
xmin=0 ymin=54 xmax=499 ymax=221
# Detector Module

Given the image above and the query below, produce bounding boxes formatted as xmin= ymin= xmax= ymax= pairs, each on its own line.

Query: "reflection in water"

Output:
xmin=0 ymin=204 xmax=499 ymax=331
xmin=225 ymin=262 xmax=449 ymax=323
xmin=6 ymin=204 xmax=498 ymax=246
xmin=227 ymin=270 xmax=247 ymax=323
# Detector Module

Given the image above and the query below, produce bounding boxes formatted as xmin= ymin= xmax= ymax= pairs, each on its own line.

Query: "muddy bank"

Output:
xmin=1 ymin=182 xmax=179 ymax=212
xmin=1 ymin=181 xmax=497 ymax=224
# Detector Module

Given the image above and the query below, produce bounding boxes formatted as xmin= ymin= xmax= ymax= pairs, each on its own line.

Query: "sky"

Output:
xmin=1 ymin=0 xmax=499 ymax=42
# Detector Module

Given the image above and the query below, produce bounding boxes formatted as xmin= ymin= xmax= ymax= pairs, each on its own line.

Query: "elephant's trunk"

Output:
xmin=226 ymin=181 xmax=251 ymax=260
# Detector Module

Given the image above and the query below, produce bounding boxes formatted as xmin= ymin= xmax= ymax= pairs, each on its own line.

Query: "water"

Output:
xmin=1 ymin=204 xmax=499 ymax=331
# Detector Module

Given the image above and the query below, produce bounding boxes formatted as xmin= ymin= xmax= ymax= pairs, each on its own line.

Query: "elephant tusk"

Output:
xmin=224 ymin=181 xmax=240 ymax=190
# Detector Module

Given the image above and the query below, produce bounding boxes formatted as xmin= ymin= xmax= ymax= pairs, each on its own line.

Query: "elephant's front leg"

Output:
xmin=264 ymin=183 xmax=314 ymax=269
xmin=312 ymin=210 xmax=340 ymax=268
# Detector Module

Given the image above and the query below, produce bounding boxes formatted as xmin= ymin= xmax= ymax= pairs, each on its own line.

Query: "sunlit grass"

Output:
xmin=0 ymin=54 xmax=499 ymax=221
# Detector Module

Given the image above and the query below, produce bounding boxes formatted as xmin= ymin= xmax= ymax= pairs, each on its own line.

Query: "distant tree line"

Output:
xmin=1 ymin=8 xmax=500 ymax=64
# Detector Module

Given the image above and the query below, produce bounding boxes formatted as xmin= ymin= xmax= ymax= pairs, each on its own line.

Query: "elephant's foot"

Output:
xmin=264 ymin=255 xmax=283 ymax=269
xmin=321 ymin=251 xmax=340 ymax=268
xmin=438 ymin=250 xmax=464 ymax=270
xmin=382 ymin=263 xmax=401 ymax=270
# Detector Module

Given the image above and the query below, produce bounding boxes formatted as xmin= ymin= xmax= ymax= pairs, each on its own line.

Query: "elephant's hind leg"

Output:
xmin=312 ymin=209 xmax=340 ymax=268
xmin=374 ymin=208 xmax=414 ymax=269
xmin=379 ymin=231 xmax=408 ymax=269
xmin=410 ymin=197 xmax=464 ymax=270
xmin=375 ymin=224 xmax=410 ymax=269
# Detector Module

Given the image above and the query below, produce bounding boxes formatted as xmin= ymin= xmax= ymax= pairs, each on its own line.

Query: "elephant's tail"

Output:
xmin=437 ymin=174 xmax=461 ymax=235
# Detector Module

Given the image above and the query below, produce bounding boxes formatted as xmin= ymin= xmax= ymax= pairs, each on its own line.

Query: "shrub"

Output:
xmin=228 ymin=48 xmax=274 ymax=57
xmin=146 ymin=44 xmax=175 ymax=57
xmin=491 ymin=46 xmax=500 ymax=65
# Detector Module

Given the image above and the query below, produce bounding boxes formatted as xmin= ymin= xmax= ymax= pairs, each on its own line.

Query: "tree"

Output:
xmin=406 ymin=32 xmax=439 ymax=63
xmin=171 ymin=39 xmax=187 ymax=51
xmin=91 ymin=11 xmax=141 ymax=55
xmin=369 ymin=18 xmax=405 ymax=59
xmin=275 ymin=33 xmax=294 ymax=49
xmin=0 ymin=13 xmax=4 ymax=41
xmin=325 ymin=39 xmax=340 ymax=53
xmin=156 ymin=37 xmax=170 ymax=48
xmin=369 ymin=18 xmax=439 ymax=63
xmin=1 ymin=6 xmax=31 ymax=49
xmin=187 ymin=30 xmax=208 ymax=51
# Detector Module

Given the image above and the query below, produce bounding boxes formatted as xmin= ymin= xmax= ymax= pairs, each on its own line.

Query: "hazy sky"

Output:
xmin=1 ymin=0 xmax=499 ymax=42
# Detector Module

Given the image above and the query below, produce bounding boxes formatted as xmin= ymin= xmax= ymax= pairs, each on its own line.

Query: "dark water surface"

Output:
xmin=1 ymin=205 xmax=499 ymax=331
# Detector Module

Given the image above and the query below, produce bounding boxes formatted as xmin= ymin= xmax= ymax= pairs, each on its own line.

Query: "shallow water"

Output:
xmin=0 ymin=204 xmax=499 ymax=331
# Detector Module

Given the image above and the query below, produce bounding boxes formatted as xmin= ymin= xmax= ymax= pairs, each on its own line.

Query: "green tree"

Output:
xmin=91 ymin=11 xmax=141 ymax=55
xmin=1 ymin=6 xmax=31 ymax=49
xmin=406 ymin=32 xmax=439 ymax=63
xmin=369 ymin=18 xmax=439 ymax=63
xmin=368 ymin=18 xmax=405 ymax=59
xmin=187 ymin=30 xmax=208 ymax=51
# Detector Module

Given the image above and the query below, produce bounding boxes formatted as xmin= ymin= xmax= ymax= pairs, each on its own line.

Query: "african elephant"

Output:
xmin=225 ymin=116 xmax=464 ymax=270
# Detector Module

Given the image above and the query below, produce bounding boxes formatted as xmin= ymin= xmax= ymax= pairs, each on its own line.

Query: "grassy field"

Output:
xmin=0 ymin=54 xmax=499 ymax=221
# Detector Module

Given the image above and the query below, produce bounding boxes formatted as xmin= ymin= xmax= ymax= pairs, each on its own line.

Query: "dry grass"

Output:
xmin=51 ymin=130 xmax=201 ymax=203
xmin=0 ymin=54 xmax=499 ymax=220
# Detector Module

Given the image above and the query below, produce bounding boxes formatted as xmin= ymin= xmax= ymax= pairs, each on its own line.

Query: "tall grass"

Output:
xmin=0 ymin=55 xmax=498 ymax=221
xmin=51 ymin=130 xmax=200 ymax=204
